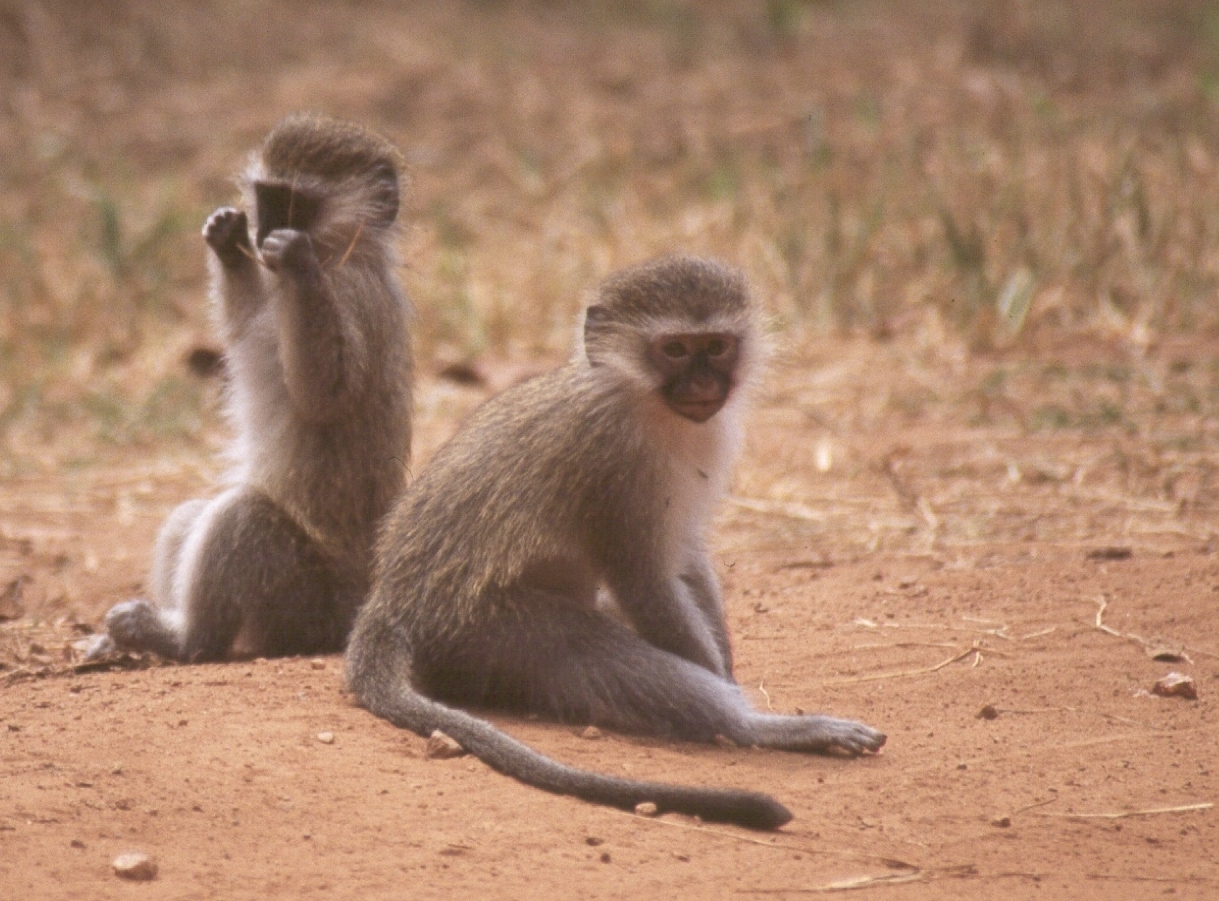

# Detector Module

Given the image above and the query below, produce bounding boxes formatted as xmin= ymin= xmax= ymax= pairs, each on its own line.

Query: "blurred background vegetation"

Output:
xmin=2 ymin=0 xmax=1218 ymax=470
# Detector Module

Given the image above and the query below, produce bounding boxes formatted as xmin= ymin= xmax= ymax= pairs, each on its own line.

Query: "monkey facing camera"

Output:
xmin=346 ymin=255 xmax=885 ymax=830
xmin=88 ymin=114 xmax=413 ymax=662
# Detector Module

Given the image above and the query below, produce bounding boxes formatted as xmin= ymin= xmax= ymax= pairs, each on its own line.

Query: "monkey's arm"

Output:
xmin=204 ymin=207 xmax=266 ymax=338
xmin=261 ymin=228 xmax=367 ymax=422
xmin=605 ymin=558 xmax=729 ymax=679
xmin=679 ymin=557 xmax=733 ymax=677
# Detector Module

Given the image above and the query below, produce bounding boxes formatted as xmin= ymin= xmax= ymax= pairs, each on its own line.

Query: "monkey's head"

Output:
xmin=244 ymin=113 xmax=403 ymax=253
xmin=582 ymin=256 xmax=763 ymax=424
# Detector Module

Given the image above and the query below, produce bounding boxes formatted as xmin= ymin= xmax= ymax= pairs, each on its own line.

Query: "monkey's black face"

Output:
xmin=254 ymin=181 xmax=322 ymax=248
xmin=649 ymin=332 xmax=739 ymax=423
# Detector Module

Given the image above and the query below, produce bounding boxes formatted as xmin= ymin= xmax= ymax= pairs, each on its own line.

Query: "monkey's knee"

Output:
xmin=148 ymin=498 xmax=208 ymax=605
xmin=184 ymin=490 xmax=350 ymax=658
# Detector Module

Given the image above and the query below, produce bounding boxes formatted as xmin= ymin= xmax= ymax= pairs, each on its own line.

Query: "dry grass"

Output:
xmin=2 ymin=0 xmax=1219 ymax=476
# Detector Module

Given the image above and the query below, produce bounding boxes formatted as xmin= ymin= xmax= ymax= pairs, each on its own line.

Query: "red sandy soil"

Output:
xmin=2 ymin=340 xmax=1217 ymax=900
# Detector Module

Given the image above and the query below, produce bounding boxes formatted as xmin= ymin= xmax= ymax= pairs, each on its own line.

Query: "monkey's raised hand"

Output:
xmin=260 ymin=228 xmax=318 ymax=276
xmin=203 ymin=207 xmax=253 ymax=270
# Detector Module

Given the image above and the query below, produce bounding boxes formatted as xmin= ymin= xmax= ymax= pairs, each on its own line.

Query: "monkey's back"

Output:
xmin=224 ymin=265 xmax=413 ymax=574
xmin=367 ymin=363 xmax=659 ymax=638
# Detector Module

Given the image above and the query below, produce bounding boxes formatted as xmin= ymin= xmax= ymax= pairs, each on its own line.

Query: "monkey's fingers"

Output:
xmin=259 ymin=228 xmax=316 ymax=274
xmin=203 ymin=207 xmax=253 ymax=268
xmin=754 ymin=714 xmax=886 ymax=756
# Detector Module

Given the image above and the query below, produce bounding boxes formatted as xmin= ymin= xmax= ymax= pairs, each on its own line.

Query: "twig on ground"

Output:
xmin=729 ymin=496 xmax=826 ymax=523
xmin=758 ymin=680 xmax=774 ymax=712
xmin=1035 ymin=802 xmax=1213 ymax=820
xmin=739 ymin=864 xmax=977 ymax=894
xmin=820 ymin=643 xmax=982 ymax=686
xmin=1092 ymin=595 xmax=1217 ymax=661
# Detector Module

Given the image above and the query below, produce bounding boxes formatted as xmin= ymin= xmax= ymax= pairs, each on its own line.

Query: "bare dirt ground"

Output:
xmin=3 ymin=337 xmax=1218 ymax=900
xmin=4 ymin=1 xmax=1219 ymax=897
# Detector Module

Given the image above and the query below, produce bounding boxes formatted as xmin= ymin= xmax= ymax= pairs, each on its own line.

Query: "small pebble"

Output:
xmin=992 ymin=816 xmax=1012 ymax=828
xmin=112 ymin=852 xmax=157 ymax=881
xmin=310 ymin=659 xmax=326 ymax=671
xmin=1152 ymin=672 xmax=1198 ymax=701
xmin=978 ymin=704 xmax=999 ymax=720
xmin=426 ymin=730 xmax=466 ymax=759
xmin=70 ymin=839 xmax=85 ymax=849
xmin=634 ymin=801 xmax=659 ymax=817
xmin=316 ymin=732 xmax=335 ymax=744
xmin=581 ymin=726 xmax=602 ymax=740
xmin=585 ymin=836 xmax=603 ymax=847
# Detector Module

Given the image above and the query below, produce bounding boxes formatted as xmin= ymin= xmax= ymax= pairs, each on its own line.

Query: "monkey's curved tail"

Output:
xmin=357 ymin=675 xmax=793 ymax=831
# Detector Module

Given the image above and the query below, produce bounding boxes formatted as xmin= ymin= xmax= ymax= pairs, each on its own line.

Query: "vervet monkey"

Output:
xmin=347 ymin=256 xmax=884 ymax=830
xmin=90 ymin=114 xmax=413 ymax=661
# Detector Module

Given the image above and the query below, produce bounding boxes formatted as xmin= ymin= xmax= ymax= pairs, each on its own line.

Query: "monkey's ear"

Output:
xmin=254 ymin=181 xmax=322 ymax=247
xmin=370 ymin=164 xmax=399 ymax=226
xmin=582 ymin=305 xmax=615 ymax=366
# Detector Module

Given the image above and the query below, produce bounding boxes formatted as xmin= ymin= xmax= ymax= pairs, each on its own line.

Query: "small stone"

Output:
xmin=70 ymin=839 xmax=85 ymax=849
xmin=978 ymin=704 xmax=999 ymax=720
xmin=580 ymin=726 xmax=602 ymax=740
xmin=112 ymin=852 xmax=157 ymax=881
xmin=634 ymin=801 xmax=659 ymax=817
xmin=992 ymin=816 xmax=1011 ymax=828
xmin=426 ymin=730 xmax=466 ymax=759
xmin=1152 ymin=672 xmax=1198 ymax=700
xmin=316 ymin=731 xmax=335 ymax=744
xmin=584 ymin=836 xmax=603 ymax=847
xmin=600 ymin=852 xmax=612 ymax=864
xmin=1086 ymin=546 xmax=1132 ymax=561
xmin=310 ymin=659 xmax=326 ymax=671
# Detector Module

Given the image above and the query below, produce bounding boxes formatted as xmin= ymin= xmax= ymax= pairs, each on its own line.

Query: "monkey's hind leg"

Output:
xmin=417 ymin=591 xmax=763 ymax=744
xmin=420 ymin=590 xmax=884 ymax=755
xmin=88 ymin=498 xmax=206 ymax=659
xmin=105 ymin=488 xmax=350 ymax=662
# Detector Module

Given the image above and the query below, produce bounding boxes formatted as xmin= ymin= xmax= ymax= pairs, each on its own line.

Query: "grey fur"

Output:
xmin=346 ymin=256 xmax=884 ymax=830
xmin=91 ymin=114 xmax=413 ymax=662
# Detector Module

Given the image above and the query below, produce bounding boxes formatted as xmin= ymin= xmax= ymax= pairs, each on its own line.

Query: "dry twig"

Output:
xmin=1035 ymin=802 xmax=1213 ymax=821
xmin=820 ymin=643 xmax=982 ymax=686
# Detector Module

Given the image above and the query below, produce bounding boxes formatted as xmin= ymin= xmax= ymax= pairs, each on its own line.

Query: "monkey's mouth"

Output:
xmin=669 ymin=399 xmax=726 ymax=423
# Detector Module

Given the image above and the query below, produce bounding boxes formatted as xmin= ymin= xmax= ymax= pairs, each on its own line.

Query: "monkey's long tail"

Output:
xmin=359 ymin=676 xmax=793 ymax=831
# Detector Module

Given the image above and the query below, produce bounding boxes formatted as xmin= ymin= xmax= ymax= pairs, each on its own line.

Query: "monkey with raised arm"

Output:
xmin=91 ymin=114 xmax=413 ymax=662
xmin=346 ymin=256 xmax=884 ymax=830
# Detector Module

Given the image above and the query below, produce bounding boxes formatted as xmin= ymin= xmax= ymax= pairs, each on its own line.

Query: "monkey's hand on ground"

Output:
xmin=803 ymin=716 xmax=887 ymax=755
xmin=755 ymin=714 xmax=887 ymax=756
xmin=259 ymin=228 xmax=319 ymax=276
xmin=204 ymin=207 xmax=253 ymax=269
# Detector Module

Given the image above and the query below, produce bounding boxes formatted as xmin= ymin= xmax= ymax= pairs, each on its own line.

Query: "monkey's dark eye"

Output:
xmin=662 ymin=341 xmax=688 ymax=359
xmin=706 ymin=338 xmax=727 ymax=356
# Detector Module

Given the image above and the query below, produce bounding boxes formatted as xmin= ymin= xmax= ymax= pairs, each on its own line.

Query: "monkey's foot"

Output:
xmin=754 ymin=714 xmax=887 ymax=756
xmin=204 ymin=206 xmax=253 ymax=269
xmin=82 ymin=632 xmax=117 ymax=661
xmin=102 ymin=599 xmax=180 ymax=659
